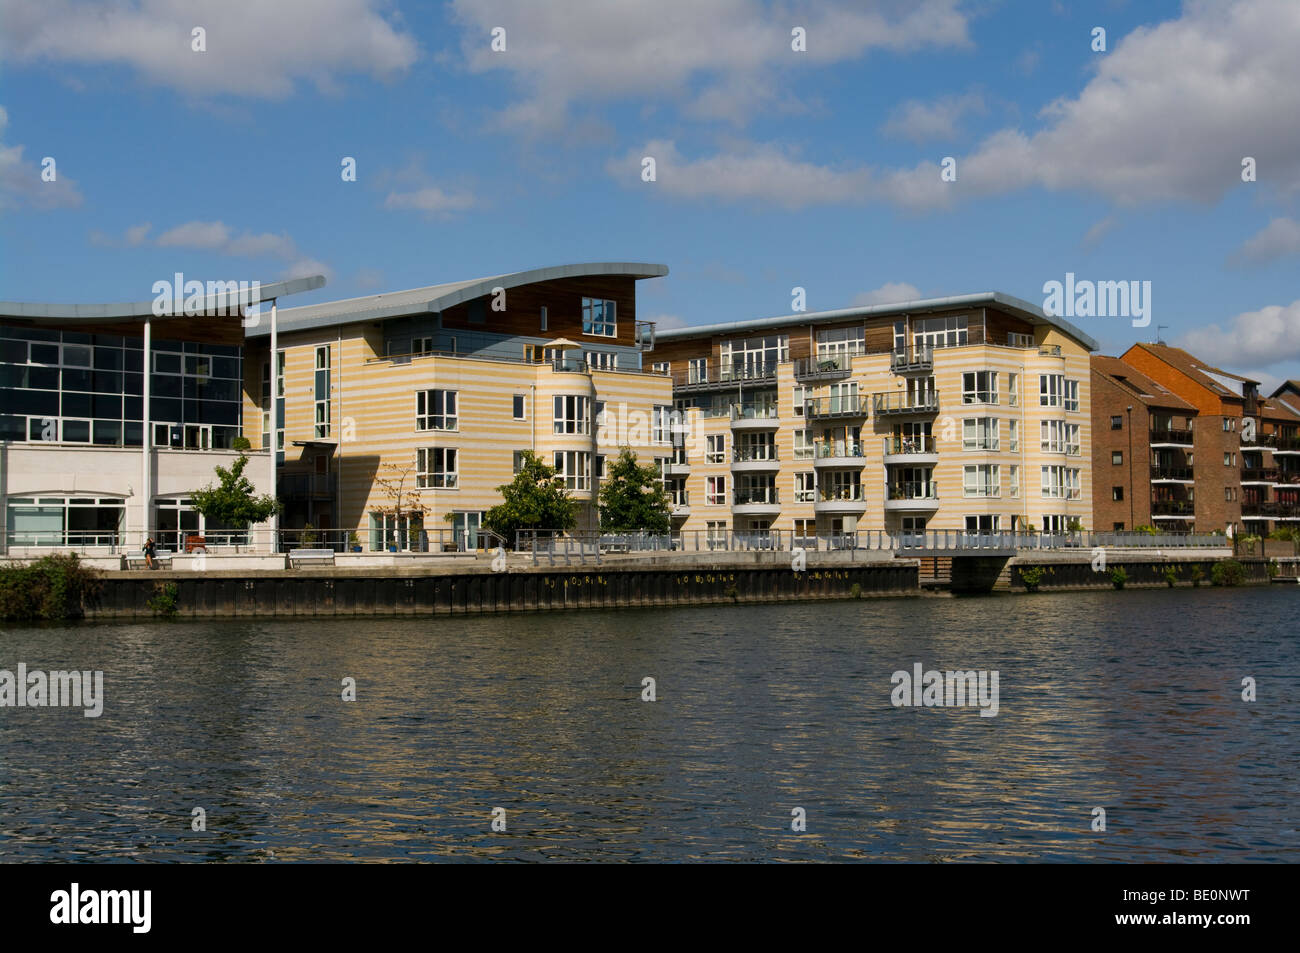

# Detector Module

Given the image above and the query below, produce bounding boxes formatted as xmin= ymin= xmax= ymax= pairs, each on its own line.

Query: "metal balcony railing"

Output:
xmin=884 ymin=435 xmax=937 ymax=455
xmin=890 ymin=345 xmax=933 ymax=371
xmin=1150 ymin=428 xmax=1194 ymax=445
xmin=1150 ymin=466 xmax=1194 ymax=481
xmin=805 ymin=395 xmax=870 ymax=419
xmin=814 ymin=440 xmax=865 ymax=459
xmin=888 ymin=480 xmax=939 ymax=501
xmin=873 ymin=391 xmax=940 ymax=415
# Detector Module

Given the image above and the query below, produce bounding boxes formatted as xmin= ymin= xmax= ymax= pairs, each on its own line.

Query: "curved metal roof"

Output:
xmin=0 ymin=276 xmax=326 ymax=324
xmin=245 ymin=262 xmax=670 ymax=338
xmin=655 ymin=291 xmax=1099 ymax=352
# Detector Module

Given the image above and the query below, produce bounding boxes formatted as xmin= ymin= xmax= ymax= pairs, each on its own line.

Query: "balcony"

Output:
xmin=793 ymin=354 xmax=853 ymax=382
xmin=884 ymin=480 xmax=939 ymax=511
xmin=1241 ymin=467 xmax=1279 ymax=484
xmin=1038 ymin=345 xmax=1064 ymax=358
xmin=1272 ymin=435 xmax=1300 ymax=455
xmin=813 ymin=440 xmax=866 ymax=468
xmin=873 ymin=391 xmax=940 ymax=416
xmin=805 ymin=395 xmax=870 ymax=420
xmin=814 ymin=487 xmax=866 ymax=514
xmin=672 ymin=359 xmax=779 ymax=393
xmin=733 ymin=488 xmax=780 ymax=515
xmin=1150 ymin=466 xmax=1194 ymax=483
xmin=730 ymin=403 xmax=780 ymax=429
xmin=670 ymin=493 xmax=690 ymax=518
xmin=890 ymin=345 xmax=933 ymax=373
xmin=661 ymin=459 xmax=691 ymax=477
xmin=882 ymin=435 xmax=938 ymax=465
xmin=1150 ymin=428 xmax=1194 ymax=447
xmin=280 ymin=472 xmax=336 ymax=500
xmin=731 ymin=446 xmax=780 ymax=472
xmin=1151 ymin=500 xmax=1194 ymax=517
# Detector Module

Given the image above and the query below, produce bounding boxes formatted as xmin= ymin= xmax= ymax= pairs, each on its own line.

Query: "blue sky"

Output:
xmin=2 ymin=0 xmax=1299 ymax=389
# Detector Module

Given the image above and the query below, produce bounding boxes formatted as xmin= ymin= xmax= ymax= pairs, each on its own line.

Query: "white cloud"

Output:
xmin=616 ymin=1 xmax=1300 ymax=212
xmin=1082 ymin=215 xmax=1117 ymax=249
xmin=882 ymin=92 xmax=986 ymax=144
xmin=852 ymin=282 xmax=923 ymax=306
xmin=383 ymin=187 xmax=476 ymax=217
xmin=450 ymin=0 xmax=972 ymax=132
xmin=94 ymin=219 xmax=329 ymax=277
xmin=1232 ymin=217 xmax=1300 ymax=265
xmin=1180 ymin=298 xmax=1300 ymax=369
xmin=0 ymin=0 xmax=418 ymax=98
xmin=610 ymin=139 xmax=872 ymax=209
xmin=644 ymin=312 xmax=687 ymax=330
xmin=0 ymin=105 xmax=83 ymax=209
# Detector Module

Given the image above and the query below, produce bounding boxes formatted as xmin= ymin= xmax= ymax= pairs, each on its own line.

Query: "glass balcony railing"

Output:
xmin=884 ymin=435 xmax=936 ymax=455
xmin=805 ymin=395 xmax=870 ymax=418
xmin=888 ymin=480 xmax=939 ymax=501
xmin=873 ymin=391 xmax=940 ymax=415
xmin=730 ymin=403 xmax=780 ymax=421
xmin=814 ymin=440 xmax=865 ymax=459
xmin=733 ymin=488 xmax=780 ymax=506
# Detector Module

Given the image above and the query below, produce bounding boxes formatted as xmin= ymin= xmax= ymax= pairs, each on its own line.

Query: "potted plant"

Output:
xmin=348 ymin=530 xmax=361 ymax=553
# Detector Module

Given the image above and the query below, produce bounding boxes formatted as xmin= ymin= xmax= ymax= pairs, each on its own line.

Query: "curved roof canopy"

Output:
xmin=0 ymin=276 xmax=326 ymax=325
xmin=655 ymin=291 xmax=1099 ymax=352
xmin=245 ymin=262 xmax=669 ymax=338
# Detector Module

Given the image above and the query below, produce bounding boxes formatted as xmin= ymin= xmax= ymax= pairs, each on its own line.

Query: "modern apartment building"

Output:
xmin=243 ymin=263 xmax=673 ymax=549
xmin=650 ymin=293 xmax=1097 ymax=541
xmin=0 ymin=278 xmax=321 ymax=553
xmin=1092 ymin=343 xmax=1300 ymax=534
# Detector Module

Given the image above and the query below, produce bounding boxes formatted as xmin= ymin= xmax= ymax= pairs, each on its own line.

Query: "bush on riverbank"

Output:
xmin=0 ymin=554 xmax=102 ymax=621
xmin=1211 ymin=559 xmax=1246 ymax=587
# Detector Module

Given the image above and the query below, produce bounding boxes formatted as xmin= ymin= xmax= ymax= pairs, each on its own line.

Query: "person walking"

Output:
xmin=144 ymin=536 xmax=157 ymax=570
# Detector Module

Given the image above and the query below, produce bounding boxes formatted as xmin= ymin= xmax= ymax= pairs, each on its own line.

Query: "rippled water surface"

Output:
xmin=2 ymin=587 xmax=1297 ymax=862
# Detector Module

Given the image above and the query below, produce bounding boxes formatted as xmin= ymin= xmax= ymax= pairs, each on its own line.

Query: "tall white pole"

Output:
xmin=269 ymin=298 xmax=279 ymax=553
xmin=141 ymin=316 xmax=152 ymax=549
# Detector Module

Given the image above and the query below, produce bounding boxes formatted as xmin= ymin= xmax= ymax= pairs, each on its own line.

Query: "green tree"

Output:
xmin=598 ymin=448 xmax=671 ymax=534
xmin=483 ymin=450 xmax=577 ymax=544
xmin=190 ymin=454 xmax=280 ymax=527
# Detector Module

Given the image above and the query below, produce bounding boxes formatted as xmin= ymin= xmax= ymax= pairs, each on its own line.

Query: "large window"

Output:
xmin=962 ymin=371 xmax=997 ymax=404
xmin=794 ymin=472 xmax=816 ymax=502
xmin=720 ymin=335 xmax=788 ymax=379
xmin=553 ymin=394 xmax=590 ymax=434
xmin=417 ymin=389 xmax=458 ymax=431
xmin=553 ymin=451 xmax=591 ymax=491
xmin=962 ymin=418 xmax=999 ymax=451
xmin=1040 ymin=374 xmax=1064 ymax=407
xmin=706 ymin=434 xmax=726 ymax=464
xmin=582 ymin=298 xmax=617 ymax=337
xmin=707 ymin=476 xmax=727 ymax=505
xmin=1064 ymin=379 xmax=1080 ymax=412
xmin=963 ymin=465 xmax=1000 ymax=497
xmin=1041 ymin=466 xmax=1081 ymax=499
xmin=816 ymin=326 xmax=865 ymax=360
xmin=417 ymin=447 xmax=458 ymax=488
xmin=314 ymin=346 xmax=330 ymax=438
xmin=913 ymin=315 xmax=968 ymax=349
xmin=1041 ymin=420 xmax=1081 ymax=455
xmin=5 ymin=496 xmax=126 ymax=546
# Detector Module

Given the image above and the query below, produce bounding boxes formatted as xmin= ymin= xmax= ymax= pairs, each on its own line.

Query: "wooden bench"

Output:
xmin=288 ymin=548 xmax=335 ymax=568
xmin=124 ymin=549 xmax=174 ymax=569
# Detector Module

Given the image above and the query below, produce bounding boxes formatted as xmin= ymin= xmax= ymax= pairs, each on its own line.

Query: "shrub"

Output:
xmin=1020 ymin=566 xmax=1046 ymax=592
xmin=231 ymin=435 xmax=252 ymax=451
xmin=1211 ymin=559 xmax=1246 ymax=587
xmin=0 ymin=554 xmax=102 ymax=622
xmin=1108 ymin=567 xmax=1128 ymax=589
xmin=147 ymin=582 xmax=180 ymax=619
xmin=849 ymin=582 xmax=862 ymax=599
xmin=1190 ymin=565 xmax=1205 ymax=587
xmin=1267 ymin=559 xmax=1279 ymax=579
xmin=1162 ymin=565 xmax=1179 ymax=588
xmin=1135 ymin=525 xmax=1160 ymax=535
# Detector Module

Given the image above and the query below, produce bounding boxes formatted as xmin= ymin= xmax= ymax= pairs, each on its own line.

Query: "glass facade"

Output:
xmin=0 ymin=325 xmax=243 ymax=449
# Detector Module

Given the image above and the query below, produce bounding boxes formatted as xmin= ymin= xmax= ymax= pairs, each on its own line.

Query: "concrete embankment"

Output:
xmin=86 ymin=553 xmax=921 ymax=620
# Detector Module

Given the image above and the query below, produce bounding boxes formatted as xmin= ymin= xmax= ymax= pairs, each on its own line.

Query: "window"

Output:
xmin=313 ymin=346 xmax=331 ymax=438
xmin=512 ymin=394 xmax=526 ymax=420
xmin=582 ymin=297 xmax=617 ymax=336
xmin=1112 ymin=451 xmax=1123 ymax=465
xmin=706 ymin=434 xmax=726 ymax=464
xmin=1041 ymin=466 xmax=1081 ymax=499
xmin=913 ymin=315 xmax=968 ymax=349
xmin=1008 ymin=465 xmax=1019 ymax=497
xmin=821 ymin=470 xmax=860 ymax=501
xmin=1040 ymin=374 xmax=1063 ymax=407
xmin=794 ymin=472 xmax=816 ymax=503
xmin=793 ymin=385 xmax=812 ymax=417
xmin=816 ymin=326 xmax=865 ymax=360
xmin=963 ymin=465 xmax=1000 ymax=497
xmin=416 ymin=390 xmax=458 ymax=431
xmin=707 ymin=476 xmax=727 ymax=505
xmin=1007 ymin=373 xmax=1019 ymax=407
xmin=1225 ymin=486 xmax=1237 ymax=501
xmin=901 ymin=516 xmax=928 ymax=534
xmin=688 ymin=357 xmax=708 ymax=384
xmin=1223 ymin=417 xmax=1236 ymax=432
xmin=1224 ymin=452 xmax=1236 ymax=466
xmin=963 ymin=418 xmax=999 ymax=451
xmin=416 ymin=447 xmax=458 ymax=488
xmin=553 ymin=394 xmax=590 ymax=435
xmin=1040 ymin=419 xmax=1077 ymax=454
xmin=595 ymin=400 xmax=607 ymax=430
xmin=965 ymin=515 xmax=1001 ymax=533
xmin=1064 ymin=379 xmax=1080 ymax=412
xmin=1111 ymin=415 xmax=1123 ymax=430
xmin=314 ymin=401 xmax=330 ymax=439
xmin=1113 ymin=486 xmax=1124 ymax=501
xmin=793 ymin=429 xmax=813 ymax=460
xmin=962 ymin=371 xmax=997 ymax=404
xmin=539 ymin=307 xmax=548 ymax=332
xmin=512 ymin=450 xmax=527 ymax=474
xmin=585 ymin=350 xmax=618 ymax=370
xmin=720 ymin=335 xmax=788 ymax=379
xmin=706 ymin=520 xmax=728 ymax=548
xmin=412 ymin=336 xmax=434 ymax=356
xmin=1008 ymin=419 xmax=1019 ymax=452
xmin=1008 ymin=331 xmax=1034 ymax=348
xmin=595 ymin=455 xmax=606 ymax=481
xmin=553 ymin=451 xmax=591 ymax=490
xmin=652 ymin=405 xmax=674 ymax=444
xmin=651 ymin=361 xmax=669 ymax=375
